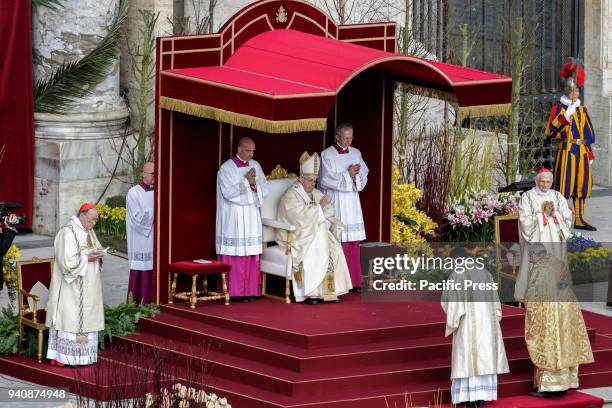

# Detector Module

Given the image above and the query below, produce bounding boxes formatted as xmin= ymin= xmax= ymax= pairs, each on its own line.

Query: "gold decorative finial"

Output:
xmin=276 ymin=5 xmax=288 ymax=23
xmin=267 ymin=165 xmax=297 ymax=180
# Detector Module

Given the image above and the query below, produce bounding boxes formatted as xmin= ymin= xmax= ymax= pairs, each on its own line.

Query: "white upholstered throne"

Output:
xmin=260 ymin=166 xmax=297 ymax=303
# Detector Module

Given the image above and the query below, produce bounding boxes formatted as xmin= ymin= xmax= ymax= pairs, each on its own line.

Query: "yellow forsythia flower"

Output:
xmin=391 ymin=168 xmax=437 ymax=247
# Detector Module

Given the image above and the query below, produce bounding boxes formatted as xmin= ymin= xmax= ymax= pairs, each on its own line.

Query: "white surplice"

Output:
xmin=515 ymin=187 xmax=573 ymax=301
xmin=276 ymin=183 xmax=352 ymax=302
xmin=216 ymin=158 xmax=269 ymax=256
xmin=319 ymin=146 xmax=369 ymax=242
xmin=126 ymin=183 xmax=154 ymax=270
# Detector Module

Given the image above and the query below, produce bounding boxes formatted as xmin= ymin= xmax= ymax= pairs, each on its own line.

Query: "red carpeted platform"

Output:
xmin=0 ymin=294 xmax=610 ymax=407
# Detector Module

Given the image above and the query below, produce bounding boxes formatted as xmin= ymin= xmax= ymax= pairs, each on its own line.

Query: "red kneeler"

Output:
xmin=168 ymin=261 xmax=231 ymax=307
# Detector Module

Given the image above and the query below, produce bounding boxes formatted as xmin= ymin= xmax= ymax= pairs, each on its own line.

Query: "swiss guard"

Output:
xmin=545 ymin=58 xmax=596 ymax=231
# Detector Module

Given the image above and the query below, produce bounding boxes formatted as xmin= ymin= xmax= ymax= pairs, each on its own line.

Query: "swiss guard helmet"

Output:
xmin=560 ymin=57 xmax=585 ymax=96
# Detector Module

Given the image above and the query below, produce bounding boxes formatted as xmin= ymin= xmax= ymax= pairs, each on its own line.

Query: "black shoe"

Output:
xmin=247 ymin=296 xmax=258 ymax=302
xmin=476 ymin=400 xmax=485 ymax=407
xmin=551 ymin=391 xmax=567 ymax=398
xmin=575 ymin=223 xmax=597 ymax=231
xmin=529 ymin=390 xmax=556 ymax=399
xmin=355 ymin=287 xmax=361 ymax=293
xmin=305 ymin=298 xmax=320 ymax=305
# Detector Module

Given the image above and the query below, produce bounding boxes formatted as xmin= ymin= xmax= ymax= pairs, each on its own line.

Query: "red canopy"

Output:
xmin=159 ymin=29 xmax=511 ymax=133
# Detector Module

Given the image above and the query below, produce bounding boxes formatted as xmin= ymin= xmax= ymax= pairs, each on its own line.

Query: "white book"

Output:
xmin=91 ymin=247 xmax=110 ymax=257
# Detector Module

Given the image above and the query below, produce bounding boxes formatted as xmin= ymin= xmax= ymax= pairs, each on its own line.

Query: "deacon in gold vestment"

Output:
xmin=522 ymin=245 xmax=593 ymax=395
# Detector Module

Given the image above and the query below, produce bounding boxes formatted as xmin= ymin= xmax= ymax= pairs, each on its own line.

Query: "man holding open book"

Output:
xmin=45 ymin=203 xmax=105 ymax=366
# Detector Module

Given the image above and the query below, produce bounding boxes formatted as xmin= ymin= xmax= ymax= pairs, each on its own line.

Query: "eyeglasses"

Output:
xmin=144 ymin=171 xmax=155 ymax=175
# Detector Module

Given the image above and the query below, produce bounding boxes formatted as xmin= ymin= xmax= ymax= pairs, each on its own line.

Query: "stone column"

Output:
xmin=584 ymin=0 xmax=612 ymax=187
xmin=32 ymin=0 xmax=130 ymax=235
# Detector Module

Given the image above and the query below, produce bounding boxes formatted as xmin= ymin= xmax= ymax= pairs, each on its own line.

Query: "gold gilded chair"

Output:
xmin=260 ymin=165 xmax=297 ymax=303
xmin=17 ymin=257 xmax=54 ymax=363
xmin=494 ymin=214 xmax=520 ymax=285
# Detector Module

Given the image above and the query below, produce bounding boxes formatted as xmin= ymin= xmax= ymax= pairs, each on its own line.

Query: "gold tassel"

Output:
xmin=458 ymin=103 xmax=512 ymax=120
xmin=160 ymin=96 xmax=327 ymax=133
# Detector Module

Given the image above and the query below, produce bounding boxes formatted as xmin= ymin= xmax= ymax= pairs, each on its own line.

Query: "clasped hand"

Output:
xmin=542 ymin=202 xmax=555 ymax=217
xmin=245 ymin=168 xmax=257 ymax=184
xmin=348 ymin=163 xmax=361 ymax=178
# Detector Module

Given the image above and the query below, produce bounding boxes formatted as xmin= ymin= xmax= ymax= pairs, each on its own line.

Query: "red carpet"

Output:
xmin=583 ymin=310 xmax=612 ymax=336
xmin=0 ymin=294 xmax=610 ymax=407
xmin=439 ymin=390 xmax=603 ymax=407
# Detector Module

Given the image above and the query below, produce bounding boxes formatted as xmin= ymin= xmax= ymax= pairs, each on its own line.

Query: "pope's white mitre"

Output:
xmin=299 ymin=151 xmax=320 ymax=177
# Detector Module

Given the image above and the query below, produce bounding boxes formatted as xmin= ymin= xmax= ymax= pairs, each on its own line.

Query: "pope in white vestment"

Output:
xmin=276 ymin=152 xmax=352 ymax=304
xmin=216 ymin=137 xmax=269 ymax=300
xmin=516 ymin=168 xmax=593 ymax=397
xmin=46 ymin=204 xmax=105 ymax=366
xmin=319 ymin=123 xmax=368 ymax=289
xmin=442 ymin=247 xmax=509 ymax=406
xmin=126 ymin=162 xmax=154 ymax=303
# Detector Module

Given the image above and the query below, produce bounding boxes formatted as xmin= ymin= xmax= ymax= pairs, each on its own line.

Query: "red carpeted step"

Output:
xmin=159 ymin=299 xmax=526 ymax=349
xmin=111 ymin=330 xmax=612 ymax=399
xmin=1 ymin=298 xmax=610 ymax=408
xmin=438 ymin=390 xmax=604 ymax=408
xmin=583 ymin=310 xmax=612 ymax=336
xmin=136 ymin=312 xmax=541 ymax=374
xmin=0 ymin=354 xmax=154 ymax=401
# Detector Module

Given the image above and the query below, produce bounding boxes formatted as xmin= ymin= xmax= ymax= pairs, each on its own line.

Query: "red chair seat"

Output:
xmin=23 ymin=310 xmax=47 ymax=324
xmin=168 ymin=261 xmax=231 ymax=275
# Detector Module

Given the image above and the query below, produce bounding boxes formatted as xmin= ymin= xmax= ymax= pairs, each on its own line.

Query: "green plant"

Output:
xmin=106 ymin=195 xmax=126 ymax=208
xmin=450 ymin=131 xmax=497 ymax=199
xmin=33 ymin=0 xmax=127 ymax=113
xmin=95 ymin=204 xmax=126 ymax=238
xmin=100 ymin=296 xmax=159 ymax=349
xmin=0 ymin=306 xmax=20 ymax=355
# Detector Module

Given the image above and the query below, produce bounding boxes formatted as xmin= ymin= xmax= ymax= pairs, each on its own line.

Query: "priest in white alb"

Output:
xmin=276 ymin=152 xmax=352 ymax=304
xmin=216 ymin=137 xmax=269 ymax=302
xmin=319 ymin=123 xmax=369 ymax=291
xmin=126 ymin=161 xmax=154 ymax=303
xmin=46 ymin=203 xmax=105 ymax=366
xmin=442 ymin=246 xmax=509 ymax=407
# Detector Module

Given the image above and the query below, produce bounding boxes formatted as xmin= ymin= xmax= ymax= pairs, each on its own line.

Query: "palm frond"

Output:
xmin=31 ymin=0 xmax=64 ymax=10
xmin=34 ymin=0 xmax=128 ymax=114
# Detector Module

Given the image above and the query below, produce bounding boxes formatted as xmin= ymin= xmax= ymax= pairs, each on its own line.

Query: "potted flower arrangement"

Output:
xmin=443 ymin=190 xmax=519 ymax=242
xmin=567 ymin=233 xmax=612 ymax=285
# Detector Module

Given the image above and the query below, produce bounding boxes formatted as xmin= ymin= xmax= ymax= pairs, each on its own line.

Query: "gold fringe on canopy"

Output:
xmin=160 ymin=96 xmax=328 ymax=134
xmin=458 ymin=103 xmax=512 ymax=120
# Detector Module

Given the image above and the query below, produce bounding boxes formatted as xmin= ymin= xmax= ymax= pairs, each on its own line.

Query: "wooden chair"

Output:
xmin=494 ymin=214 xmax=520 ymax=287
xmin=17 ymin=257 xmax=54 ymax=363
xmin=260 ymin=165 xmax=297 ymax=303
